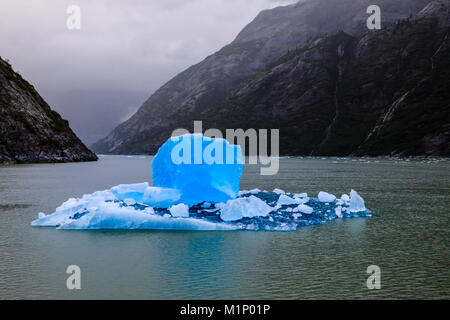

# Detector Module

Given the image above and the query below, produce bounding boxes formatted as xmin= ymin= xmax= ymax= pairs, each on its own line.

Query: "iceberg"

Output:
xmin=31 ymin=187 xmax=371 ymax=231
xmin=31 ymin=134 xmax=371 ymax=232
xmin=152 ymin=134 xmax=243 ymax=205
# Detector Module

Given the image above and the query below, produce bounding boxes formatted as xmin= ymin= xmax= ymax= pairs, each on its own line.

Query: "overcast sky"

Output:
xmin=0 ymin=0 xmax=296 ymax=144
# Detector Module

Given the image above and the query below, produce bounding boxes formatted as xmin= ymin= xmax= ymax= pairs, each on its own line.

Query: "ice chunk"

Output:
xmin=295 ymin=193 xmax=308 ymax=198
xmin=32 ymin=193 xmax=235 ymax=231
xmin=31 ymin=190 xmax=114 ymax=227
xmin=340 ymin=194 xmax=350 ymax=202
xmin=217 ymin=196 xmax=273 ymax=222
xmin=271 ymin=204 xmax=282 ymax=211
xmin=239 ymin=189 xmax=261 ymax=196
xmin=144 ymin=207 xmax=155 ymax=215
xmin=111 ymin=183 xmax=149 ymax=203
xmin=152 ymin=134 xmax=243 ymax=205
xmin=38 ymin=212 xmax=47 ymax=219
xmin=277 ymin=194 xmax=301 ymax=206
xmin=169 ymin=204 xmax=190 ymax=218
xmin=32 ymin=188 xmax=371 ymax=231
xmin=295 ymin=204 xmax=314 ymax=214
xmin=124 ymin=199 xmax=136 ymax=206
xmin=348 ymin=190 xmax=367 ymax=212
xmin=61 ymin=211 xmax=236 ymax=231
xmin=335 ymin=206 xmax=343 ymax=218
xmin=273 ymin=188 xmax=285 ymax=195
xmin=202 ymin=202 xmax=211 ymax=208
xmin=142 ymin=187 xmax=182 ymax=208
xmin=318 ymin=191 xmax=336 ymax=203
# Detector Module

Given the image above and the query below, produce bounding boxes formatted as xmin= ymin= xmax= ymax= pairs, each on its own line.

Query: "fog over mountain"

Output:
xmin=0 ymin=0 xmax=294 ymax=145
xmin=92 ymin=0 xmax=436 ymax=155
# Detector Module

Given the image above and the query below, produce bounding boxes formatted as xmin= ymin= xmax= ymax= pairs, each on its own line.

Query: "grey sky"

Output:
xmin=0 ymin=0 xmax=296 ymax=144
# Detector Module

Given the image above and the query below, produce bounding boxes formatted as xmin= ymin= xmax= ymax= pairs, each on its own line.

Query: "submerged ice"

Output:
xmin=32 ymin=134 xmax=371 ymax=232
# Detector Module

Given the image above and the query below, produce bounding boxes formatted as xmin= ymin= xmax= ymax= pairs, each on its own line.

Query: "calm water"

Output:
xmin=0 ymin=156 xmax=449 ymax=300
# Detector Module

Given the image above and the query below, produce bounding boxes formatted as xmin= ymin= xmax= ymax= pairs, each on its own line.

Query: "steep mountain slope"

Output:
xmin=0 ymin=57 xmax=98 ymax=163
xmin=92 ymin=0 xmax=431 ymax=155
xmin=198 ymin=0 xmax=450 ymax=156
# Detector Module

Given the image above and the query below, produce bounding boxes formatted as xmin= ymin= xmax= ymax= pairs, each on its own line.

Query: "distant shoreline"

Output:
xmin=96 ymin=154 xmax=450 ymax=161
xmin=2 ymin=154 xmax=448 ymax=166
xmin=0 ymin=158 xmax=98 ymax=165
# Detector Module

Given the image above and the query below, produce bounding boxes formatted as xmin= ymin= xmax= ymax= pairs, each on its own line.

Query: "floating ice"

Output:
xmin=335 ymin=206 xmax=343 ymax=218
xmin=217 ymin=196 xmax=273 ymax=222
xmin=318 ymin=191 xmax=336 ymax=203
xmin=152 ymin=134 xmax=243 ymax=205
xmin=295 ymin=193 xmax=308 ymax=198
xmin=239 ymin=189 xmax=261 ymax=196
xmin=273 ymin=188 xmax=285 ymax=195
xmin=277 ymin=194 xmax=302 ymax=206
xmin=111 ymin=183 xmax=149 ymax=203
xmin=143 ymin=187 xmax=182 ymax=208
xmin=348 ymin=189 xmax=367 ymax=212
xmin=31 ymin=187 xmax=371 ymax=231
xmin=169 ymin=204 xmax=189 ymax=218
xmin=295 ymin=204 xmax=314 ymax=214
xmin=31 ymin=135 xmax=371 ymax=232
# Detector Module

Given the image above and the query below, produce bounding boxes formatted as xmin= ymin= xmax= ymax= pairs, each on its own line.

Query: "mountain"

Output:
xmin=92 ymin=0 xmax=432 ymax=155
xmin=0 ymin=57 xmax=98 ymax=163
xmin=198 ymin=0 xmax=450 ymax=157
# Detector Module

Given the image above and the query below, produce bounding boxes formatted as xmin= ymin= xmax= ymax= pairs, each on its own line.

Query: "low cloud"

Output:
xmin=0 ymin=0 xmax=296 ymax=144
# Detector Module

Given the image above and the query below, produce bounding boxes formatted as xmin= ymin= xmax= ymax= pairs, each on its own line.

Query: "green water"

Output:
xmin=0 ymin=156 xmax=449 ymax=299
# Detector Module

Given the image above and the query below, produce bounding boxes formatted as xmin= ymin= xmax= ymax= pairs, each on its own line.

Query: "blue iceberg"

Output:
xmin=153 ymin=134 xmax=243 ymax=205
xmin=31 ymin=134 xmax=371 ymax=231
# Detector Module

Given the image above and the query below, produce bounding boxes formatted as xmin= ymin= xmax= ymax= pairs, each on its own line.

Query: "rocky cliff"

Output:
xmin=0 ymin=57 xmax=98 ymax=163
xmin=92 ymin=0 xmax=432 ymax=155
xmin=198 ymin=0 xmax=450 ymax=157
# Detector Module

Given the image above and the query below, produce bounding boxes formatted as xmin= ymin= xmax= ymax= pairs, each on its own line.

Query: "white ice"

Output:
xmin=217 ymin=196 xmax=274 ymax=222
xmin=169 ymin=204 xmax=190 ymax=218
xmin=143 ymin=187 xmax=182 ymax=208
xmin=348 ymin=190 xmax=367 ymax=212
xmin=295 ymin=204 xmax=314 ymax=214
xmin=318 ymin=191 xmax=336 ymax=203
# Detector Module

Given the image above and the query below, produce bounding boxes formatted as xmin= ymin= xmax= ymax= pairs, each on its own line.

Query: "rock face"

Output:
xmin=0 ymin=57 xmax=98 ymax=163
xmin=201 ymin=0 xmax=450 ymax=157
xmin=91 ymin=0 xmax=432 ymax=156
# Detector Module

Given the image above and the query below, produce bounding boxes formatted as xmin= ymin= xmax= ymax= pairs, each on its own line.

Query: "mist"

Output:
xmin=0 ymin=0 xmax=296 ymax=145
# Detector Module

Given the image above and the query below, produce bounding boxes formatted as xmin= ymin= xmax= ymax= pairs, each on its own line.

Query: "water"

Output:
xmin=0 ymin=156 xmax=449 ymax=299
